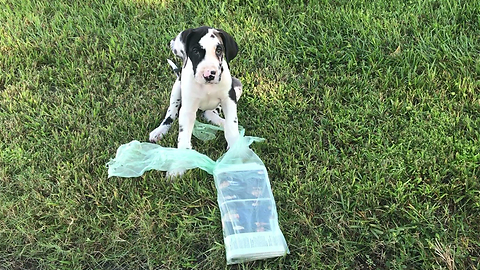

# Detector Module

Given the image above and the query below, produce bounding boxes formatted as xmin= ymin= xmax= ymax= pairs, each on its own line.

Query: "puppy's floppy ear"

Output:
xmin=170 ymin=28 xmax=194 ymax=61
xmin=217 ymin=29 xmax=238 ymax=63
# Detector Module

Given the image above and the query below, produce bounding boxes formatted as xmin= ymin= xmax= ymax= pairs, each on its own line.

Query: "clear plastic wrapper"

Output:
xmin=214 ymin=164 xmax=289 ymax=264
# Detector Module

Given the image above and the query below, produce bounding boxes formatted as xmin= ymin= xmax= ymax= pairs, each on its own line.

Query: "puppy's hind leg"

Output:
xmin=203 ymin=105 xmax=225 ymax=127
xmin=149 ymin=79 xmax=181 ymax=143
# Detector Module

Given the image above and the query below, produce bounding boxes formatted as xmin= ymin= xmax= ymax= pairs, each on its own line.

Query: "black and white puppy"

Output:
xmin=149 ymin=27 xmax=242 ymax=165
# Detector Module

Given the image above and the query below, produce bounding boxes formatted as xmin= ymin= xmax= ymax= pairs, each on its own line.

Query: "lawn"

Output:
xmin=1 ymin=0 xmax=479 ymax=269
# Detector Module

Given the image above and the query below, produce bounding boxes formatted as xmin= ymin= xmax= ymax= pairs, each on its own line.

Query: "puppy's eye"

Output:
xmin=215 ymin=46 xmax=223 ymax=56
xmin=192 ymin=47 xmax=200 ymax=55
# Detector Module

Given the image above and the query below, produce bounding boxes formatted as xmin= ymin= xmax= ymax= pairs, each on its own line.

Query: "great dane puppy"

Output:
xmin=149 ymin=27 xmax=242 ymax=174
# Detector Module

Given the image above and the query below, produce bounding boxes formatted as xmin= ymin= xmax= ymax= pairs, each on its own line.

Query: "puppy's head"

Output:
xmin=170 ymin=26 xmax=238 ymax=84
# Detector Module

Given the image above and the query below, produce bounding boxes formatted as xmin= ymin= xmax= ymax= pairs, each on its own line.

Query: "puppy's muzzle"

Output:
xmin=203 ymin=69 xmax=217 ymax=82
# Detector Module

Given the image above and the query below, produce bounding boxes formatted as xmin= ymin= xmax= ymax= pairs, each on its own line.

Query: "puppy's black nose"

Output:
xmin=204 ymin=70 xmax=216 ymax=81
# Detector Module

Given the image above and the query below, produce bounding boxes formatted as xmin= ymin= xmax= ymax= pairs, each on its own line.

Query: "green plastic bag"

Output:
xmin=107 ymin=121 xmax=249 ymax=177
xmin=192 ymin=120 xmax=225 ymax=142
xmin=106 ymin=123 xmax=289 ymax=264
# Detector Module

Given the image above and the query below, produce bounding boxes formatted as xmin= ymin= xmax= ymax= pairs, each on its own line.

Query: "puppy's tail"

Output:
xmin=167 ymin=59 xmax=181 ymax=78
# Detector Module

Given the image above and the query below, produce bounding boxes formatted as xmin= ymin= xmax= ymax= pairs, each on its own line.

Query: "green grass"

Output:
xmin=1 ymin=0 xmax=479 ymax=269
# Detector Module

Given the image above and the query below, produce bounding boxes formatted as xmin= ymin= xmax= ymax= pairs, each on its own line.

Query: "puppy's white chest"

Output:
xmin=191 ymin=84 xmax=226 ymax=110
xmin=199 ymin=98 xmax=221 ymax=111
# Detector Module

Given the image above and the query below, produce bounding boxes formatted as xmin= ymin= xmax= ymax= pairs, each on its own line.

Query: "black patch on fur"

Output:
xmin=190 ymin=47 xmax=205 ymax=76
xmin=172 ymin=67 xmax=181 ymax=78
xmin=217 ymin=29 xmax=238 ymax=63
xmin=179 ymin=125 xmax=184 ymax=132
xmin=219 ymin=65 xmax=224 ymax=82
xmin=228 ymin=84 xmax=237 ymax=104
xmin=183 ymin=27 xmax=210 ymax=76
xmin=163 ymin=116 xmax=173 ymax=125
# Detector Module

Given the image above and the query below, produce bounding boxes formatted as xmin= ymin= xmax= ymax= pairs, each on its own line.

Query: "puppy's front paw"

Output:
xmin=149 ymin=126 xmax=170 ymax=143
xmin=166 ymin=169 xmax=185 ymax=179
